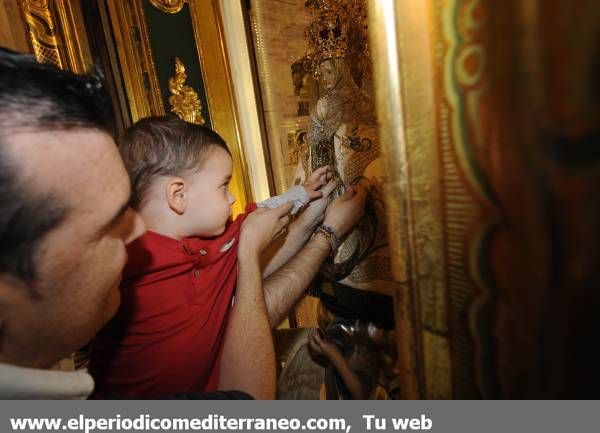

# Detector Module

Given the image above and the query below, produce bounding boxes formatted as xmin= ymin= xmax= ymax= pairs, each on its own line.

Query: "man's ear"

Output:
xmin=165 ymin=177 xmax=186 ymax=214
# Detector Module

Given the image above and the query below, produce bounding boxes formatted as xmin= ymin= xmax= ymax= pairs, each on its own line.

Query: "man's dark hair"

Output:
xmin=0 ymin=47 xmax=114 ymax=281
xmin=118 ymin=116 xmax=230 ymax=209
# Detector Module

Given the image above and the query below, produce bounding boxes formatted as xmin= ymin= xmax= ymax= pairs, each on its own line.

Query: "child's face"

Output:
xmin=184 ymin=146 xmax=236 ymax=237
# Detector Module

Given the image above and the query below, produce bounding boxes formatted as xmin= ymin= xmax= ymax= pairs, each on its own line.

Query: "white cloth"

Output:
xmin=257 ymin=185 xmax=310 ymax=215
xmin=0 ymin=362 xmax=94 ymax=399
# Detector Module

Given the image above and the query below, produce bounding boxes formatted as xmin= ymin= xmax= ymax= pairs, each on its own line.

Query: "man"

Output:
xmin=0 ymin=48 xmax=145 ymax=398
xmin=0 ymin=48 xmax=366 ymax=399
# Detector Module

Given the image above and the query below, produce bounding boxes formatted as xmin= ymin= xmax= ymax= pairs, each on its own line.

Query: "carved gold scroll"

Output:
xmin=148 ymin=0 xmax=186 ymax=14
xmin=21 ymin=0 xmax=92 ymax=73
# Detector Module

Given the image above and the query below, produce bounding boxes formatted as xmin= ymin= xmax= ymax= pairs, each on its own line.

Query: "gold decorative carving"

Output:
xmin=22 ymin=0 xmax=92 ymax=73
xmin=168 ymin=57 xmax=205 ymax=125
xmin=148 ymin=0 xmax=186 ymax=14
xmin=22 ymin=0 xmax=62 ymax=68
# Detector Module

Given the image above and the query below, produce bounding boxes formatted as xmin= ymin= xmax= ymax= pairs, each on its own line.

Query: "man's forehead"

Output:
xmin=5 ymin=127 xmax=114 ymax=162
xmin=5 ymin=128 xmax=129 ymax=209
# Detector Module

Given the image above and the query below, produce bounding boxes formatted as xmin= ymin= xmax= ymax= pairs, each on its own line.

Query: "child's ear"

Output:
xmin=166 ymin=177 xmax=186 ymax=214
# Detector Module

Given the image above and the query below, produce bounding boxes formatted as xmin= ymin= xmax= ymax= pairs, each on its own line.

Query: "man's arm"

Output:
xmin=218 ymin=203 xmax=293 ymax=399
xmin=260 ymin=218 xmax=315 ymax=279
xmin=264 ymin=232 xmax=331 ymax=327
xmin=261 ymin=168 xmax=334 ymax=278
xmin=264 ymin=183 xmax=368 ymax=327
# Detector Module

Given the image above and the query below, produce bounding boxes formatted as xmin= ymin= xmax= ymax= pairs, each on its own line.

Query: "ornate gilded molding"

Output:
xmin=22 ymin=0 xmax=63 ymax=68
xmin=169 ymin=57 xmax=205 ymax=125
xmin=105 ymin=0 xmax=165 ymax=120
xmin=368 ymin=0 xmax=502 ymax=399
xmin=149 ymin=0 xmax=186 ymax=14
xmin=21 ymin=0 xmax=92 ymax=73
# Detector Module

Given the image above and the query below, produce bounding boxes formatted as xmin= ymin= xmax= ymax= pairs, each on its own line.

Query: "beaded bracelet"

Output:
xmin=314 ymin=224 xmax=340 ymax=254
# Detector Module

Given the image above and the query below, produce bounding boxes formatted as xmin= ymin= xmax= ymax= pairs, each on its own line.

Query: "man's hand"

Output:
xmin=240 ymin=202 xmax=293 ymax=255
xmin=323 ymin=181 xmax=368 ymax=238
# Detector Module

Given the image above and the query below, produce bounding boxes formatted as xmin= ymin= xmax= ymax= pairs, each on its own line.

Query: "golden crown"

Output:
xmin=304 ymin=0 xmax=369 ymax=71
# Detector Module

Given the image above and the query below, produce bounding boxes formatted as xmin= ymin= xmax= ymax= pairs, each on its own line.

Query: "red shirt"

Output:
xmin=89 ymin=204 xmax=256 ymax=398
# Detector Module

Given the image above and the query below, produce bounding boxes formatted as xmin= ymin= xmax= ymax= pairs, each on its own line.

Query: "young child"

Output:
xmin=89 ymin=116 xmax=330 ymax=398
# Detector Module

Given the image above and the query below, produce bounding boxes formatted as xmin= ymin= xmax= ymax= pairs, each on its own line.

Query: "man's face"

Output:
xmin=1 ymin=129 xmax=145 ymax=368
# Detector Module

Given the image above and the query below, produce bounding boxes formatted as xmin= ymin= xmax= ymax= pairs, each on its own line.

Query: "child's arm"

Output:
xmin=260 ymin=166 xmax=333 ymax=278
xmin=217 ymin=203 xmax=293 ymax=399
xmin=308 ymin=330 xmax=367 ymax=400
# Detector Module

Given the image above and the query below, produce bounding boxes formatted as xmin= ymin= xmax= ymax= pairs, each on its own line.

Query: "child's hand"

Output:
xmin=303 ymin=165 xmax=332 ymax=200
xmin=240 ymin=202 xmax=293 ymax=255
xmin=308 ymin=329 xmax=341 ymax=360
xmin=296 ymin=179 xmax=337 ymax=232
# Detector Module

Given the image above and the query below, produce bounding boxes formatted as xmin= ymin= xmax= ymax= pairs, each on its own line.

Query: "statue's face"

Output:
xmin=318 ymin=59 xmax=339 ymax=92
